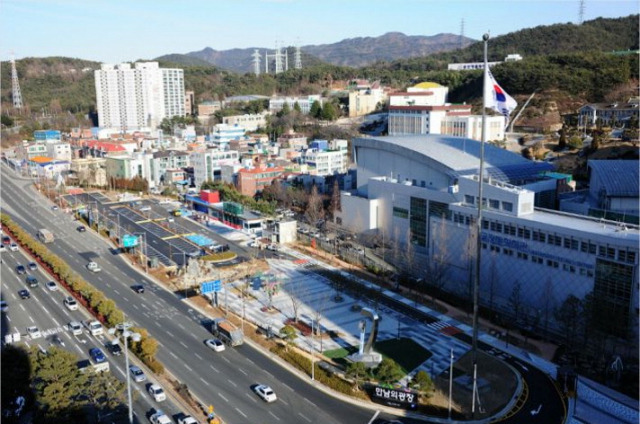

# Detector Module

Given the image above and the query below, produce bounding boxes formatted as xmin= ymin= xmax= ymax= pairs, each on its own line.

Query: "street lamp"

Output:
xmin=133 ymin=232 xmax=148 ymax=273
xmin=109 ymin=322 xmax=141 ymax=424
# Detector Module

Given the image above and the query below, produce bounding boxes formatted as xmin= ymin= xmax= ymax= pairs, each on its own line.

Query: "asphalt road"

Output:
xmin=1 ymin=165 xmax=379 ymax=424
xmin=0 ymin=241 xmax=187 ymax=423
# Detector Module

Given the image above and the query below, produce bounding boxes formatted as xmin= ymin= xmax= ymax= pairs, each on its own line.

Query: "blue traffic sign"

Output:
xmin=201 ymin=280 xmax=222 ymax=294
xmin=122 ymin=234 xmax=139 ymax=248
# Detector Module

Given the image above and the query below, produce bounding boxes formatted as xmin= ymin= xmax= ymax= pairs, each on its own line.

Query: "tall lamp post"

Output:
xmin=133 ymin=232 xmax=148 ymax=273
xmin=109 ymin=322 xmax=141 ymax=424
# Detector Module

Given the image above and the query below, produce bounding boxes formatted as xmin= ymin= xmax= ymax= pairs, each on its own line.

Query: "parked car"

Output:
xmin=254 ymin=384 xmax=277 ymax=402
xmin=64 ymin=296 xmax=78 ymax=310
xmin=46 ymin=281 xmax=58 ymax=291
xmin=89 ymin=347 xmax=106 ymax=364
xmin=148 ymin=384 xmax=166 ymax=402
xmin=149 ymin=410 xmax=172 ymax=424
xmin=27 ymin=326 xmax=42 ymax=339
xmin=205 ymin=338 xmax=225 ymax=352
xmin=15 ymin=264 xmax=26 ymax=275
xmin=129 ymin=365 xmax=146 ymax=383
xmin=0 ymin=244 xmax=6 ymax=253
xmin=51 ymin=205 xmax=59 ymax=211
xmin=267 ymin=244 xmax=278 ymax=251
xmin=0 ymin=300 xmax=7 ymax=312
xmin=18 ymin=289 xmax=30 ymax=299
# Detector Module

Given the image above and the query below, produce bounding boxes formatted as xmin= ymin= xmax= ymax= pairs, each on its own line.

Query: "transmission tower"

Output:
xmin=459 ymin=19 xmax=465 ymax=50
xmin=252 ymin=49 xmax=261 ymax=75
xmin=294 ymin=39 xmax=302 ymax=69
xmin=10 ymin=54 xmax=23 ymax=110
xmin=578 ymin=0 xmax=585 ymax=24
xmin=274 ymin=42 xmax=284 ymax=74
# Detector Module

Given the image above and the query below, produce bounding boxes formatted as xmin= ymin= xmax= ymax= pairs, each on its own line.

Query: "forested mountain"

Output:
xmin=1 ymin=15 xmax=637 ymax=119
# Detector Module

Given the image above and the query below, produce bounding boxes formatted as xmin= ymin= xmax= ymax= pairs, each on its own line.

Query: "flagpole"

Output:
xmin=472 ymin=32 xmax=490 ymax=418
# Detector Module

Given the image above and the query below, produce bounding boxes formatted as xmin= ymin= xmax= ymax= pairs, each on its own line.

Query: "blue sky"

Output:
xmin=1 ymin=0 xmax=638 ymax=63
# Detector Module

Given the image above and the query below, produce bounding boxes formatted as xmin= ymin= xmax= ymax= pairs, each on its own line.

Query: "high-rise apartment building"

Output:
xmin=95 ymin=62 xmax=185 ymax=131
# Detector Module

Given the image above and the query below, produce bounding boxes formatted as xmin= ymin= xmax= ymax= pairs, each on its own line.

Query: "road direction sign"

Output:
xmin=201 ymin=280 xmax=221 ymax=294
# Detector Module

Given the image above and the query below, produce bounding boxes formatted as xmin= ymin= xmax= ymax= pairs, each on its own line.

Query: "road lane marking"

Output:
xmin=29 ymin=315 xmax=35 ymax=324
xmin=20 ymin=304 xmax=26 ymax=312
xmin=199 ymin=377 xmax=209 ymax=386
xmin=226 ymin=379 xmax=237 ymax=388
xmin=41 ymin=306 xmax=50 ymax=315
xmin=113 ymin=289 xmax=120 ymax=295
xmin=282 ymin=382 xmax=293 ymax=391
xmin=239 ymin=368 xmax=247 ymax=376
xmin=298 ymin=412 xmax=311 ymax=422
xmin=234 ymin=408 xmax=247 ymax=418
xmin=210 ymin=365 xmax=219 ymax=373
xmin=268 ymin=411 xmax=281 ymax=421
xmin=366 ymin=411 xmax=380 ymax=424
xmin=194 ymin=353 xmax=203 ymax=360
xmin=132 ymin=304 xmax=139 ymax=310
xmin=222 ymin=356 xmax=231 ymax=364
xmin=177 ymin=323 xmax=185 ymax=330
xmin=304 ymin=397 xmax=316 ymax=407
xmin=245 ymin=393 xmax=257 ymax=402
xmin=180 ymin=341 xmax=188 ymax=349
xmin=169 ymin=351 xmax=178 ymax=360
xmin=279 ymin=399 xmax=289 ymax=406
xmin=166 ymin=330 xmax=175 ymax=338
xmin=218 ymin=393 xmax=228 ymax=402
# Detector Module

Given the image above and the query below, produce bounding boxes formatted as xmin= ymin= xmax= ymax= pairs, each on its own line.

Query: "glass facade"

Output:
xmin=593 ymin=259 xmax=634 ymax=338
xmin=409 ymin=197 xmax=427 ymax=247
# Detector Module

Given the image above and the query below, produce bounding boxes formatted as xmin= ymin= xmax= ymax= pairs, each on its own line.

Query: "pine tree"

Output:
xmin=310 ymin=100 xmax=322 ymax=119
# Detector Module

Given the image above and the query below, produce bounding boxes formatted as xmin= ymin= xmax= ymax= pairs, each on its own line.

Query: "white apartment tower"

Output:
xmin=95 ymin=62 xmax=185 ymax=131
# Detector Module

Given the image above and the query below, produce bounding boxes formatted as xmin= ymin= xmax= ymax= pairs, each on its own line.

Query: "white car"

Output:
xmin=254 ymin=384 xmax=277 ymax=402
xmin=148 ymin=383 xmax=166 ymax=402
xmin=0 ymin=245 xmax=6 ymax=253
xmin=178 ymin=416 xmax=199 ymax=424
xmin=86 ymin=262 xmax=101 ymax=273
xmin=64 ymin=296 xmax=78 ymax=310
xmin=267 ymin=244 xmax=278 ymax=251
xmin=27 ymin=326 xmax=42 ymax=339
xmin=68 ymin=321 xmax=83 ymax=336
xmin=149 ymin=410 xmax=172 ymax=424
xmin=46 ymin=281 xmax=58 ymax=291
xmin=9 ymin=243 xmax=18 ymax=252
xmin=205 ymin=338 xmax=225 ymax=352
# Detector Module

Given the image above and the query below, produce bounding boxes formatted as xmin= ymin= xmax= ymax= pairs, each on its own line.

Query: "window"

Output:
xmin=393 ymin=207 xmax=409 ymax=219
xmin=489 ymin=199 xmax=500 ymax=209
xmin=465 ymin=195 xmax=475 ymax=205
xmin=502 ymin=201 xmax=513 ymax=212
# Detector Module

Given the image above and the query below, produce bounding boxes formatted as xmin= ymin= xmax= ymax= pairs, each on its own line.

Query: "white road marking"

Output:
xmin=280 ymin=399 xmax=289 ymax=406
xmin=210 ymin=365 xmax=219 ymax=373
xmin=132 ymin=304 xmax=139 ymax=310
xmin=268 ymin=411 xmax=281 ymax=421
xmin=298 ymin=412 xmax=311 ymax=422
xmin=166 ymin=330 xmax=175 ymax=338
xmin=5 ymin=316 xmax=10 ymax=322
xmin=282 ymin=382 xmax=293 ymax=391
xmin=20 ymin=304 xmax=26 ymax=312
xmin=184 ymin=364 xmax=193 ymax=372
xmin=227 ymin=379 xmax=237 ymax=388
xmin=304 ymin=397 xmax=316 ymax=407
xmin=169 ymin=351 xmax=178 ymax=360
xmin=222 ymin=356 xmax=231 ymax=364
xmin=177 ymin=323 xmax=185 ymax=330
xmin=113 ymin=289 xmax=120 ymax=295
xmin=366 ymin=411 xmax=381 ymax=424
xmin=245 ymin=393 xmax=257 ymax=402
xmin=29 ymin=315 xmax=35 ymax=324
xmin=180 ymin=341 xmax=188 ymax=349
xmin=239 ymin=368 xmax=248 ymax=376
xmin=218 ymin=393 xmax=228 ymax=402
xmin=235 ymin=408 xmax=247 ymax=418
xmin=199 ymin=377 xmax=209 ymax=386
xmin=41 ymin=306 xmax=50 ymax=315
xmin=194 ymin=353 xmax=203 ymax=360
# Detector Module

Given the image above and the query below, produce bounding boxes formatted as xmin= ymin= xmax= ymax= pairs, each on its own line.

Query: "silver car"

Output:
xmin=129 ymin=365 xmax=146 ymax=383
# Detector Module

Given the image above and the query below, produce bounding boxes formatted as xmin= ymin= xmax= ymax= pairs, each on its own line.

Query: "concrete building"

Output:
xmin=18 ymin=141 xmax=48 ymax=160
xmin=151 ymin=150 xmax=190 ymax=187
xmin=269 ymin=95 xmax=322 ymax=115
xmin=336 ymin=135 xmax=639 ymax=341
xmin=278 ymin=132 xmax=308 ymax=149
xmin=28 ymin=156 xmax=71 ymax=179
xmin=46 ymin=142 xmax=72 ymax=162
xmin=95 ymin=62 xmax=185 ymax=130
xmin=222 ymin=113 xmax=269 ymax=132
xmin=578 ymin=101 xmax=640 ymax=127
xmin=236 ymin=164 xmax=284 ymax=197
xmin=348 ymin=87 xmax=386 ymax=117
xmin=34 ymin=130 xmax=61 ymax=142
xmin=185 ymin=90 xmax=195 ymax=116
xmin=210 ymin=123 xmax=246 ymax=149
xmin=191 ymin=149 xmax=240 ymax=188
xmin=304 ymin=149 xmax=348 ymax=176
xmin=70 ymin=158 xmax=108 ymax=187
xmin=197 ymin=101 xmax=222 ymax=117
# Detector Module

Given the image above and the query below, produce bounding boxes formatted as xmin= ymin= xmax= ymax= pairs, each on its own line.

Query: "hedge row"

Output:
xmin=1 ymin=213 xmax=164 ymax=375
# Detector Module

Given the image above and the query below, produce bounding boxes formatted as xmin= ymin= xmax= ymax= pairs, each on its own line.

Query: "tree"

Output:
xmin=277 ymin=102 xmax=291 ymax=118
xmin=310 ymin=100 xmax=322 ymax=119
xmin=286 ymin=279 xmax=304 ymax=323
xmin=555 ymin=295 xmax=584 ymax=349
xmin=304 ymin=184 xmax=324 ymax=225
xmin=558 ymin=125 xmax=567 ymax=150
xmin=279 ymin=325 xmax=298 ymax=349
xmin=321 ymin=102 xmax=338 ymax=121
xmin=346 ymin=362 xmax=369 ymax=389
xmin=2 ymin=345 xmax=31 ymax=419
xmin=375 ymin=358 xmax=404 ymax=384
xmin=428 ymin=219 xmax=450 ymax=300
xmin=413 ymin=370 xmax=434 ymax=395
xmin=84 ymin=369 xmax=128 ymax=417
xmin=328 ymin=179 xmax=341 ymax=220
xmin=508 ymin=280 xmax=523 ymax=325
xmin=293 ymin=101 xmax=302 ymax=113
xmin=31 ymin=346 xmax=88 ymax=419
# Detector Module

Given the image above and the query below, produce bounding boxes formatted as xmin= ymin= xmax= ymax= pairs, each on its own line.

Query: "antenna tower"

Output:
xmin=252 ymin=49 xmax=261 ymax=75
xmin=294 ymin=39 xmax=302 ymax=69
xmin=459 ymin=19 xmax=465 ymax=49
xmin=578 ymin=0 xmax=585 ymax=24
xmin=274 ymin=42 xmax=284 ymax=74
xmin=10 ymin=54 xmax=23 ymax=110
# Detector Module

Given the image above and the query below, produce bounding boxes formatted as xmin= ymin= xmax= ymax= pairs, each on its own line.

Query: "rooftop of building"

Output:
xmin=413 ymin=81 xmax=442 ymax=89
xmin=354 ymin=135 xmax=553 ymax=182
xmin=588 ymin=160 xmax=639 ymax=197
xmin=153 ymin=150 xmax=190 ymax=159
xmin=83 ymin=140 xmax=127 ymax=152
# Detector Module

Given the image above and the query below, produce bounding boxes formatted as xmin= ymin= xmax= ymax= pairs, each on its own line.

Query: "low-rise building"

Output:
xmin=222 ymin=113 xmax=269 ymax=132
xmin=578 ymin=101 xmax=640 ymax=127
xmin=236 ymin=163 xmax=284 ymax=197
xmin=191 ymin=149 xmax=240 ymax=188
xmin=269 ymin=95 xmax=322 ymax=115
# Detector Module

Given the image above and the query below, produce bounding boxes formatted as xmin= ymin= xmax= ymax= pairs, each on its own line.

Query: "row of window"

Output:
xmin=484 ymin=243 xmax=595 ymax=276
xmin=464 ymin=195 xmax=513 ymax=212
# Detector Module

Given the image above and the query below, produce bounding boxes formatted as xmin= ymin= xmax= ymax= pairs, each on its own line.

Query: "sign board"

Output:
xmin=201 ymin=280 xmax=222 ymax=295
xmin=367 ymin=386 xmax=418 ymax=410
xmin=122 ymin=234 xmax=139 ymax=248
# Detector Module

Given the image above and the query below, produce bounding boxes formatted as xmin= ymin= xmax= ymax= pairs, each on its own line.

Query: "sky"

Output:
xmin=1 ymin=0 xmax=638 ymax=63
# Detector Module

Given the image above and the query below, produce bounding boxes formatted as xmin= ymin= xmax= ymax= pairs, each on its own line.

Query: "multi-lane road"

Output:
xmin=1 ymin=164 xmax=380 ymax=424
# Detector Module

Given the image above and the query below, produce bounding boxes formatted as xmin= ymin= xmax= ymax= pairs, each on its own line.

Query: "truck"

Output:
xmin=37 ymin=228 xmax=54 ymax=244
xmin=77 ymin=359 xmax=110 ymax=374
xmin=211 ymin=317 xmax=243 ymax=347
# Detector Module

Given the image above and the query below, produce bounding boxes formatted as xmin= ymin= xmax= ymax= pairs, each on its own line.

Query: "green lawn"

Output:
xmin=323 ymin=338 xmax=432 ymax=374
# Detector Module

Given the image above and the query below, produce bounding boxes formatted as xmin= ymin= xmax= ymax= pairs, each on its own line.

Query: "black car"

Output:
xmin=131 ymin=284 xmax=145 ymax=294
xmin=15 ymin=265 xmax=26 ymax=275
xmin=76 ymin=226 xmax=86 ymax=233
xmin=2 ymin=236 xmax=10 ymax=245
xmin=18 ymin=289 xmax=30 ymax=299
xmin=106 ymin=341 xmax=123 ymax=356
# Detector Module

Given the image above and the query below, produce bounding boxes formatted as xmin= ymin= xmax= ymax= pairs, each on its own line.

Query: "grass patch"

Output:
xmin=375 ymin=338 xmax=432 ymax=374
xmin=324 ymin=345 xmax=358 ymax=367
xmin=201 ymin=252 xmax=237 ymax=262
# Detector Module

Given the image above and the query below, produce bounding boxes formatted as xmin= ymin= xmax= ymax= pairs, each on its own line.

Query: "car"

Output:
xmin=64 ymin=296 xmax=78 ymax=310
xmin=86 ymin=261 xmax=101 ymax=273
xmin=18 ymin=289 xmax=30 ymax=299
xmin=0 ymin=244 xmax=6 ymax=253
xmin=15 ymin=265 xmax=26 ymax=275
xmin=148 ymin=384 xmax=166 ymax=402
xmin=131 ymin=284 xmax=145 ymax=294
xmin=68 ymin=321 xmax=83 ymax=335
xmin=76 ymin=225 xmax=86 ymax=233
xmin=46 ymin=281 xmax=58 ymax=291
xmin=129 ymin=365 xmax=146 ymax=383
xmin=254 ymin=384 xmax=277 ymax=402
xmin=149 ymin=410 xmax=172 ymax=424
xmin=205 ymin=338 xmax=225 ymax=352
xmin=51 ymin=205 xmax=59 ymax=211
xmin=27 ymin=326 xmax=42 ymax=339
xmin=267 ymin=244 xmax=279 ymax=251
xmin=89 ymin=347 xmax=106 ymax=364
xmin=177 ymin=415 xmax=199 ymax=424
xmin=26 ymin=276 xmax=39 ymax=288
xmin=0 ymin=300 xmax=8 ymax=312
xmin=2 ymin=236 xmax=10 ymax=245
xmin=28 ymin=262 xmax=37 ymax=271
xmin=9 ymin=243 xmax=18 ymax=252
xmin=106 ymin=341 xmax=123 ymax=356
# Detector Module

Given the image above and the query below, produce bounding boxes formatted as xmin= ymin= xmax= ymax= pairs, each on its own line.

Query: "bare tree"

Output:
xmin=328 ymin=179 xmax=341 ymax=222
xmin=461 ymin=224 xmax=478 ymax=310
xmin=541 ymin=277 xmax=555 ymax=338
xmin=403 ymin=228 xmax=416 ymax=277
xmin=312 ymin=290 xmax=331 ymax=352
xmin=427 ymin=219 xmax=451 ymax=301
xmin=509 ymin=280 xmax=523 ymax=325
xmin=305 ymin=184 xmax=324 ymax=225
xmin=488 ymin=252 xmax=498 ymax=312
xmin=286 ymin=278 xmax=305 ymax=323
